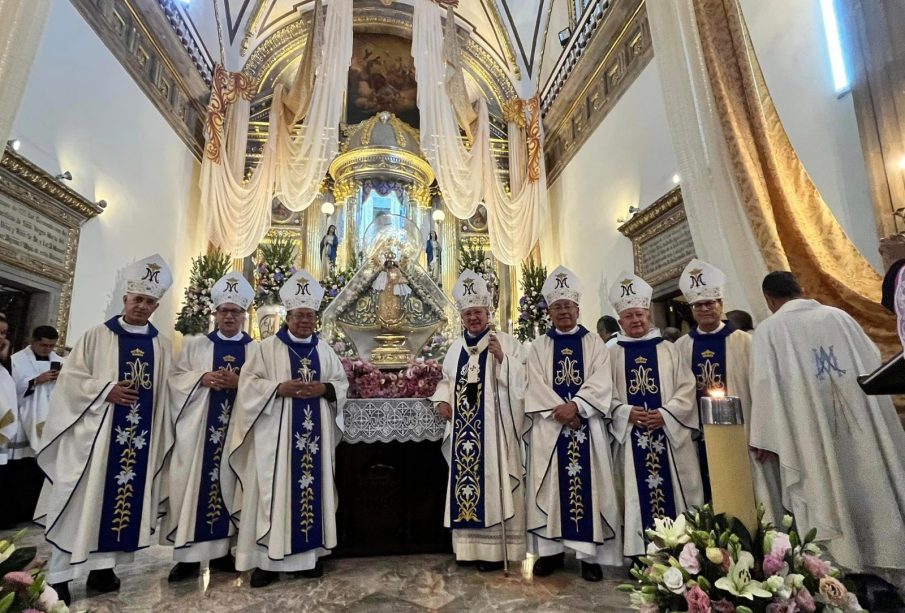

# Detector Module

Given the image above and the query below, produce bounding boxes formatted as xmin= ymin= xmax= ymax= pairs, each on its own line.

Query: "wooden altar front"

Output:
xmin=333 ymin=398 xmax=452 ymax=557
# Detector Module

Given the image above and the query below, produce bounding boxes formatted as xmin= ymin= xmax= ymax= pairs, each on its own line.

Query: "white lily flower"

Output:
xmin=714 ymin=551 xmax=772 ymax=600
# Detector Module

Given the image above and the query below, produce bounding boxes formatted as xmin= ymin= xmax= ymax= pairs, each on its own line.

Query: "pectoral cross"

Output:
xmin=298 ymin=358 xmax=316 ymax=383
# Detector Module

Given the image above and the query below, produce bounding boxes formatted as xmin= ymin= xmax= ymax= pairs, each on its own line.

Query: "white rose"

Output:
xmin=662 ymin=567 xmax=686 ymax=594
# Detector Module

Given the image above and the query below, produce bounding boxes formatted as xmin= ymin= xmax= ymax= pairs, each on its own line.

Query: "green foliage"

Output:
xmin=515 ymin=261 xmax=550 ymax=342
xmin=253 ymin=234 xmax=299 ymax=308
xmin=174 ymin=248 xmax=232 ymax=336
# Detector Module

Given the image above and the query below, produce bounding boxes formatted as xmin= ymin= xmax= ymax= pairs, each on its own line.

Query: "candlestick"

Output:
xmin=699 ymin=392 xmax=758 ymax=534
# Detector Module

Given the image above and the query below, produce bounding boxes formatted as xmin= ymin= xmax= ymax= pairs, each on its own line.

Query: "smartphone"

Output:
xmin=49 ymin=362 xmax=62 ymax=372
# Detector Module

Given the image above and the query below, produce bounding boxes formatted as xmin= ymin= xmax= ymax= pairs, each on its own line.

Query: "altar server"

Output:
xmin=608 ymin=272 xmax=702 ymax=558
xmin=525 ymin=266 xmax=622 ymax=582
xmin=750 ymin=271 xmax=905 ymax=580
xmin=8 ymin=326 xmax=64 ymax=524
xmin=35 ymin=255 xmax=174 ymax=605
xmin=163 ymin=273 xmax=256 ymax=582
xmin=223 ymin=270 xmax=348 ymax=588
xmin=432 ymin=270 xmax=526 ymax=571
xmin=674 ymin=260 xmax=782 ymax=521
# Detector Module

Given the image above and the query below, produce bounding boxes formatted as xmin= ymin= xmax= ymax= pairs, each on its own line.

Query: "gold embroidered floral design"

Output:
xmin=205 ymin=398 xmax=232 ymax=532
xmin=295 ymin=406 xmax=320 ymax=541
xmin=452 ymin=366 xmax=483 ymax=523
xmin=563 ymin=424 xmax=588 ymax=530
xmin=634 ymin=427 xmax=668 ymax=519
xmin=111 ymin=402 xmax=149 ymax=541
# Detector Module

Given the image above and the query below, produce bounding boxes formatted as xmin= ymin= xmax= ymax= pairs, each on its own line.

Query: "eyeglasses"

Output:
xmin=692 ymin=300 xmax=720 ymax=311
xmin=549 ymin=304 xmax=578 ymax=313
xmin=216 ymin=308 xmax=245 ymax=316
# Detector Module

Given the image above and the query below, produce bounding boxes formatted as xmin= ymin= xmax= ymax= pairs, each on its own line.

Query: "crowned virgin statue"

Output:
xmin=372 ymin=252 xmax=412 ymax=328
xmin=320 ymin=225 xmax=338 ymax=274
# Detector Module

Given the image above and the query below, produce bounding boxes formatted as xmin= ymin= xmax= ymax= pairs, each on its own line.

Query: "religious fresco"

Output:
xmin=347 ymin=34 xmax=419 ymax=127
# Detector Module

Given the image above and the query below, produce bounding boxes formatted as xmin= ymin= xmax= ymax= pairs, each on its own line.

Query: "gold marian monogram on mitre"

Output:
xmin=298 ymin=358 xmax=317 ymax=383
xmin=629 ymin=358 xmax=659 ymax=396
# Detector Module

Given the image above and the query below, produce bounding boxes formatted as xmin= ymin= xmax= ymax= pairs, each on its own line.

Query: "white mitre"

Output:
xmin=542 ymin=265 xmax=582 ymax=305
xmin=211 ymin=273 xmax=254 ymax=310
xmin=678 ymin=258 xmax=726 ymax=304
xmin=124 ymin=254 xmax=172 ymax=299
xmin=609 ymin=271 xmax=652 ymax=313
xmin=279 ymin=269 xmax=324 ymax=311
xmin=452 ymin=269 xmax=492 ymax=311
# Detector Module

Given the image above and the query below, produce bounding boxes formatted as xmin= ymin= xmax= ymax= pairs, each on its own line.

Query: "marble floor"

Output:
xmin=2 ymin=526 xmax=635 ymax=612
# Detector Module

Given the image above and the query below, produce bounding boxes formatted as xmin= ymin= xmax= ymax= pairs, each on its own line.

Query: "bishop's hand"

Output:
xmin=107 ymin=380 xmax=140 ymax=406
xmin=628 ymin=406 xmax=648 ymax=426
xmin=551 ymin=401 xmax=579 ymax=424
xmin=201 ymin=371 xmax=224 ymax=390
xmin=277 ymin=379 xmax=306 ymax=398
xmin=436 ymin=401 xmax=452 ymax=421
xmin=217 ymin=369 xmax=240 ymax=390
xmin=487 ymin=334 xmax=504 ymax=362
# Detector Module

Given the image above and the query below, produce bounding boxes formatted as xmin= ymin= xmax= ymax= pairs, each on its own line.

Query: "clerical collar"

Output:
xmin=288 ymin=330 xmax=313 ymax=343
xmin=464 ymin=327 xmax=491 ymax=344
xmin=617 ymin=327 xmax=662 ymax=343
xmin=698 ymin=322 xmax=725 ymax=335
xmin=217 ymin=330 xmax=245 ymax=341
xmin=118 ymin=316 xmax=149 ymax=334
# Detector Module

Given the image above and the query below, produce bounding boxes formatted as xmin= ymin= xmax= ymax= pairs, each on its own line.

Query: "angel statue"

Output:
xmin=372 ymin=251 xmax=412 ymax=328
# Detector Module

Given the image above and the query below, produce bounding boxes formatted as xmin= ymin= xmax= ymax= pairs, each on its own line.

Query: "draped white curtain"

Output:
xmin=200 ymin=0 xmax=352 ymax=257
xmin=647 ymin=0 xmax=770 ymax=321
xmin=0 ymin=0 xmax=51 ymax=145
xmin=412 ymin=0 xmax=549 ymax=265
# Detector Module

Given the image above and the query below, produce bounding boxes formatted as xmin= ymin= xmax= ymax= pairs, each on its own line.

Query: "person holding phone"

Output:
xmin=6 ymin=326 xmax=64 ymax=527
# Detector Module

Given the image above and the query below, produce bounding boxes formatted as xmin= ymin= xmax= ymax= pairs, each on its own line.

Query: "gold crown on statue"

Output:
xmin=383 ymin=250 xmax=397 ymax=263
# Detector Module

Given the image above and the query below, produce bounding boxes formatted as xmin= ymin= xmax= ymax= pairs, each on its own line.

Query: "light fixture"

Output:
xmin=431 ymin=209 xmax=446 ymax=224
xmin=558 ymin=28 xmax=572 ymax=47
xmin=672 ymin=173 xmax=681 ymax=184
xmin=55 ymin=171 xmax=72 ymax=181
xmin=617 ymin=205 xmax=639 ymax=224
xmin=320 ymin=201 xmax=335 ymax=217
xmin=96 ymin=199 xmax=108 ymax=209
xmin=898 ymin=156 xmax=905 ymax=171
xmin=6 ymin=139 xmax=20 ymax=152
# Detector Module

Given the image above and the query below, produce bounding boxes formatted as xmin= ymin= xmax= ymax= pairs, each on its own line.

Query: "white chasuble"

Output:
xmin=162 ymin=332 xmax=256 ymax=562
xmin=223 ymin=332 xmax=348 ymax=573
xmin=11 ymin=347 xmax=64 ymax=459
xmin=431 ymin=330 xmax=527 ymax=562
xmin=0 ymin=366 xmax=18 ymax=466
xmin=524 ymin=328 xmax=623 ymax=565
xmin=750 ymin=299 xmax=905 ymax=576
xmin=34 ymin=320 xmax=173 ymax=583
xmin=610 ymin=333 xmax=703 ymax=557
xmin=675 ymin=326 xmax=783 ymax=523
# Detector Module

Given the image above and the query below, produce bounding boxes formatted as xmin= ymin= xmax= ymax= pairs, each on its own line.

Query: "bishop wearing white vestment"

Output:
xmin=673 ymin=260 xmax=783 ymax=522
xmin=163 ymin=273 xmax=257 ymax=582
xmin=750 ymin=271 xmax=905 ymax=582
xmin=35 ymin=255 xmax=174 ymax=605
xmin=526 ymin=266 xmax=622 ymax=582
xmin=432 ymin=270 xmax=527 ymax=571
xmin=223 ymin=270 xmax=348 ymax=588
xmin=608 ymin=272 xmax=703 ymax=558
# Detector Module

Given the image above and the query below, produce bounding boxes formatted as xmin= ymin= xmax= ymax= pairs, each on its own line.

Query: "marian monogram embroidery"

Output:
xmin=294 ymin=406 xmax=320 ymax=541
xmin=124 ymin=354 xmax=152 ymax=390
xmin=562 ymin=425 xmax=587 ymax=530
xmin=111 ymin=402 xmax=148 ymax=541
xmin=695 ymin=352 xmax=724 ymax=393
xmin=634 ymin=428 xmax=668 ymax=519
xmin=452 ymin=367 xmax=483 ymax=524
xmin=813 ymin=346 xmax=846 ymax=380
xmin=554 ymin=353 xmax=583 ymax=387
xmin=629 ymin=361 xmax=659 ymax=396
xmin=204 ymin=398 xmax=231 ymax=533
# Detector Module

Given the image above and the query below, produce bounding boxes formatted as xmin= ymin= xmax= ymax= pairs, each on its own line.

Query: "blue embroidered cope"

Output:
xmin=549 ymin=326 xmax=594 ymax=542
xmin=98 ymin=317 xmax=158 ymax=552
xmin=277 ymin=328 xmax=325 ymax=554
xmin=618 ymin=336 xmax=677 ymax=534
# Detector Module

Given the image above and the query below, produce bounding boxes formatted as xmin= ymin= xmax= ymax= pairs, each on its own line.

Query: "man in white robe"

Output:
xmin=432 ymin=270 xmax=526 ymax=571
xmin=673 ymin=260 xmax=782 ymax=522
xmin=608 ymin=272 xmax=703 ymax=558
xmin=525 ymin=266 xmax=622 ymax=582
xmin=35 ymin=255 xmax=174 ymax=605
xmin=0 ymin=314 xmax=18 ymax=469
xmin=223 ymin=269 xmax=348 ymax=588
xmin=750 ymin=271 xmax=905 ymax=584
xmin=163 ymin=273 xmax=257 ymax=582
xmin=7 ymin=326 xmax=64 ymax=526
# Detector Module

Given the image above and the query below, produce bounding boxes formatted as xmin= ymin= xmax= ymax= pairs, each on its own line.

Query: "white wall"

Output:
xmin=11 ymin=0 xmax=204 ymax=342
xmin=547 ymin=59 xmax=679 ymax=327
xmin=740 ymin=0 xmax=879 ymax=269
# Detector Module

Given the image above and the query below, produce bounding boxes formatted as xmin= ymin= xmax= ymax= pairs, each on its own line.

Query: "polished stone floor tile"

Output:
xmin=2 ymin=526 xmax=633 ymax=612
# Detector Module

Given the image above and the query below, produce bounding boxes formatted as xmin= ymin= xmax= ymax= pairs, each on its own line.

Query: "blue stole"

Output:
xmin=688 ymin=322 xmax=735 ymax=502
xmin=449 ymin=328 xmax=490 ymax=529
xmin=193 ymin=331 xmax=252 ymax=544
xmin=618 ymin=336 xmax=677 ymax=533
xmin=276 ymin=328 xmax=325 ymax=554
xmin=98 ymin=317 xmax=158 ymax=552
xmin=549 ymin=326 xmax=594 ymax=542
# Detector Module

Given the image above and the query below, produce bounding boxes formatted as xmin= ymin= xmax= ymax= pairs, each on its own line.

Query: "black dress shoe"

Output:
xmin=476 ymin=560 xmax=505 ymax=572
xmin=580 ymin=562 xmax=603 ymax=582
xmin=532 ymin=553 xmax=564 ymax=577
xmin=299 ymin=560 xmax=323 ymax=578
xmin=167 ymin=561 xmax=201 ymax=583
xmin=51 ymin=582 xmax=71 ymax=606
xmin=455 ymin=559 xmax=476 ymax=567
xmin=250 ymin=568 xmax=277 ymax=588
xmin=208 ymin=554 xmax=235 ymax=573
xmin=86 ymin=568 xmax=121 ymax=593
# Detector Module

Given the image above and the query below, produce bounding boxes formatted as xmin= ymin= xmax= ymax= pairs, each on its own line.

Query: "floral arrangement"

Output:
xmin=619 ymin=505 xmax=863 ymax=613
xmin=0 ymin=530 xmax=69 ymax=613
xmin=319 ymin=255 xmax=358 ymax=316
xmin=419 ymin=330 xmax=453 ymax=362
xmin=174 ymin=249 xmax=232 ymax=336
xmin=515 ymin=261 xmax=550 ymax=342
xmin=341 ymin=358 xmax=443 ymax=399
xmin=253 ymin=234 xmax=297 ymax=308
